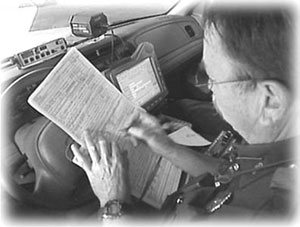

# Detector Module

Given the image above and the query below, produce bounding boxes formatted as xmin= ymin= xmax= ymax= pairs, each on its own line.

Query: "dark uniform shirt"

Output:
xmin=172 ymin=138 xmax=296 ymax=221
xmin=210 ymin=139 xmax=296 ymax=219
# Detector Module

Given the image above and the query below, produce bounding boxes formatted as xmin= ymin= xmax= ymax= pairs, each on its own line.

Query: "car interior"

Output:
xmin=1 ymin=0 xmax=224 ymax=220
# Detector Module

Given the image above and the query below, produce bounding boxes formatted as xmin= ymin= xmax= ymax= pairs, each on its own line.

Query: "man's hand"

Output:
xmin=123 ymin=112 xmax=222 ymax=177
xmin=123 ymin=111 xmax=175 ymax=156
xmin=71 ymin=131 xmax=130 ymax=206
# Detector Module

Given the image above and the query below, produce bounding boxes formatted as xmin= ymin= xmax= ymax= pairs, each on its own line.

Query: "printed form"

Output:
xmin=28 ymin=48 xmax=140 ymax=145
xmin=28 ymin=48 xmax=182 ymax=209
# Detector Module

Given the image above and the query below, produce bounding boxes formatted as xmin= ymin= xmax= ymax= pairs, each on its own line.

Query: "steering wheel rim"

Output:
xmin=1 ymin=68 xmax=96 ymax=210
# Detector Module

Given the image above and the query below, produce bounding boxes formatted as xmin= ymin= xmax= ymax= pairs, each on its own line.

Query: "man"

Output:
xmin=71 ymin=4 xmax=297 ymax=221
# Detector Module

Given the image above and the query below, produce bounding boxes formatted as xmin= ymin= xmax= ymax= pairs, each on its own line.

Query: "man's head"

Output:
xmin=202 ymin=5 xmax=294 ymax=144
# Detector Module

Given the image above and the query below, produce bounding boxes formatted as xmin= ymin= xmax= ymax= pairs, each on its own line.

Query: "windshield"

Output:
xmin=30 ymin=0 xmax=179 ymax=31
xmin=0 ymin=0 xmax=178 ymax=60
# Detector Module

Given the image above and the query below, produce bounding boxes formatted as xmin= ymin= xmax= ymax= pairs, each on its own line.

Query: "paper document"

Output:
xmin=124 ymin=142 xmax=181 ymax=209
xmin=169 ymin=126 xmax=211 ymax=146
xmin=142 ymin=157 xmax=182 ymax=209
xmin=28 ymin=48 xmax=140 ymax=145
xmin=28 ymin=48 xmax=181 ymax=209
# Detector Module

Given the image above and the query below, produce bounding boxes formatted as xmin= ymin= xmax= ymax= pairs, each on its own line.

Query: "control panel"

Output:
xmin=15 ymin=38 xmax=67 ymax=69
xmin=205 ymin=131 xmax=237 ymax=158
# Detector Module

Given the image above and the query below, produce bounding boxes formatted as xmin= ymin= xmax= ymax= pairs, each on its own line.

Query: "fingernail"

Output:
xmin=66 ymin=145 xmax=75 ymax=161
xmin=72 ymin=156 xmax=76 ymax=163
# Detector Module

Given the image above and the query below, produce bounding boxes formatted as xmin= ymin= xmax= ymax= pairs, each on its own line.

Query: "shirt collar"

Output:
xmin=234 ymin=137 xmax=296 ymax=165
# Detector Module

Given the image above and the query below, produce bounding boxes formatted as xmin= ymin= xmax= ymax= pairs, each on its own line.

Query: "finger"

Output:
xmin=119 ymin=130 xmax=137 ymax=146
xmin=71 ymin=144 xmax=91 ymax=171
xmin=122 ymin=150 xmax=129 ymax=169
xmin=139 ymin=111 xmax=161 ymax=127
xmin=112 ymin=143 xmax=129 ymax=171
xmin=162 ymin=122 xmax=182 ymax=133
xmin=127 ymin=126 xmax=147 ymax=141
xmin=162 ymin=122 xmax=172 ymax=130
xmin=98 ymin=136 xmax=109 ymax=166
xmin=129 ymin=136 xmax=139 ymax=147
xmin=111 ymin=141 xmax=120 ymax=163
xmin=122 ymin=110 xmax=142 ymax=131
xmin=84 ymin=131 xmax=100 ymax=163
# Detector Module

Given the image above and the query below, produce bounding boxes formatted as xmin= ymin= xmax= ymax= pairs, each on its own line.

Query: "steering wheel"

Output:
xmin=1 ymin=67 xmax=96 ymax=211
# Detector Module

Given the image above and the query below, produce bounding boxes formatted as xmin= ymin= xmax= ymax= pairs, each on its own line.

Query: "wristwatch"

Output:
xmin=101 ymin=200 xmax=124 ymax=219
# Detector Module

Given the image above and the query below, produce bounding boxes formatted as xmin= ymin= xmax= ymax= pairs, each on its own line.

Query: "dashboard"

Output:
xmin=2 ymin=14 xmax=203 ymax=90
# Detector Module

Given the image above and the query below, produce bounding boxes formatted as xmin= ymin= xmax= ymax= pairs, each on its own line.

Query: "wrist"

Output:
xmin=98 ymin=180 xmax=131 ymax=206
xmin=152 ymin=136 xmax=177 ymax=156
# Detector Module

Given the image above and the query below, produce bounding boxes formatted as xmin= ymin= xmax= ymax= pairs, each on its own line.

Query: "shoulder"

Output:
xmin=270 ymin=165 xmax=296 ymax=191
xmin=267 ymin=165 xmax=296 ymax=215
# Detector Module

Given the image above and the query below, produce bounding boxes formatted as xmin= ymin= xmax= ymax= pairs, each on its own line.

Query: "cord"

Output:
xmin=110 ymin=28 xmax=115 ymax=63
xmin=105 ymin=27 xmax=129 ymax=65
xmin=67 ymin=37 xmax=91 ymax=48
xmin=104 ymin=32 xmax=127 ymax=47
xmin=67 ymin=24 xmax=126 ymax=65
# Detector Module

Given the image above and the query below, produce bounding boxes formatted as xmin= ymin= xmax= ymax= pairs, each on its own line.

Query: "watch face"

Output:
xmin=102 ymin=200 xmax=123 ymax=219
xmin=108 ymin=202 xmax=122 ymax=215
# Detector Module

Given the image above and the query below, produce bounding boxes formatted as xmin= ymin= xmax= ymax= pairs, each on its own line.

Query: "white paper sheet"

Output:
xmin=169 ymin=126 xmax=211 ymax=146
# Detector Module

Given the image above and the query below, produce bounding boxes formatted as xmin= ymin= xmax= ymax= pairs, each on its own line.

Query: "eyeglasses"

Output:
xmin=194 ymin=78 xmax=254 ymax=90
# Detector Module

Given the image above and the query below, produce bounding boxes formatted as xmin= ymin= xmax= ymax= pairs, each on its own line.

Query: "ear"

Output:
xmin=257 ymin=81 xmax=290 ymax=125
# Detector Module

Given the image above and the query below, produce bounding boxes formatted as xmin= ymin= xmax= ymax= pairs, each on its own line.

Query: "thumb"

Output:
xmin=127 ymin=126 xmax=147 ymax=141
